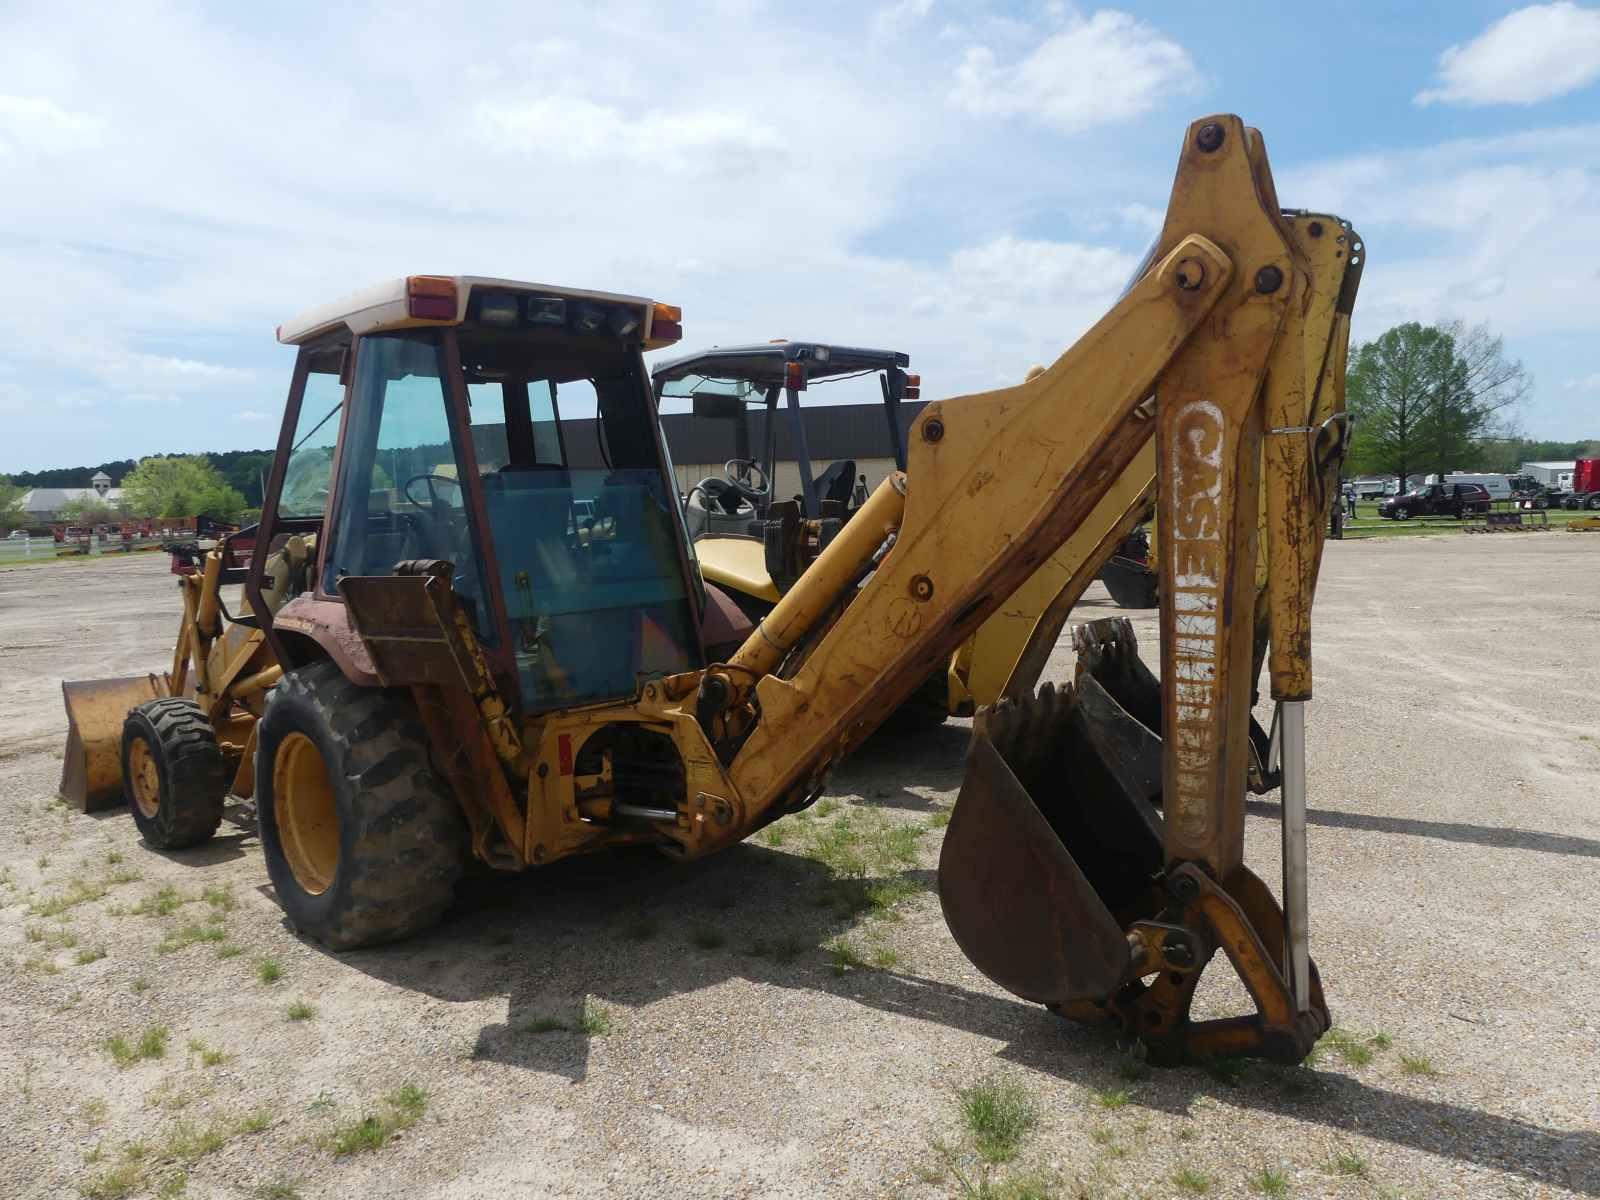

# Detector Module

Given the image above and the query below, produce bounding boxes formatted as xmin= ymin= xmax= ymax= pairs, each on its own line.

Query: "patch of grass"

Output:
xmin=331 ymin=1115 xmax=388 ymax=1155
xmin=1330 ymin=1149 xmax=1368 ymax=1177
xmin=80 ymin=1161 xmax=144 ymax=1199
xmin=74 ymin=947 xmax=107 ymax=965
xmin=30 ymin=876 xmax=109 ymax=917
xmin=1316 ymin=1026 xmax=1388 ymax=1068
xmin=1249 ymin=1165 xmax=1290 ymax=1196
xmin=81 ymin=1097 xmax=109 ymax=1127
xmin=517 ymin=1015 xmax=569 ymax=1034
xmin=256 ymin=957 xmax=284 ymax=984
xmin=1091 ymin=1088 xmax=1131 ymax=1110
xmin=286 ymin=1000 xmax=316 ymax=1022
xmin=1173 ymin=1167 xmax=1213 ymax=1193
xmin=759 ymin=824 xmax=788 ymax=848
xmin=690 ymin=924 xmax=726 ymax=950
xmin=958 ymin=1077 xmax=1037 ymax=1164
xmin=201 ymin=885 xmax=236 ymax=912
xmin=129 ymin=978 xmax=151 ymax=994
xmin=214 ymin=943 xmax=242 ymax=959
xmin=157 ymin=924 xmax=227 ymax=954
xmin=869 ymin=945 xmax=901 ymax=970
xmin=155 ymin=1171 xmax=188 ymax=1199
xmin=24 ymin=955 xmax=63 ymax=975
xmin=825 ymin=936 xmax=866 ymax=975
xmin=254 ymin=1183 xmax=302 ymax=1200
xmin=577 ymin=998 xmax=613 ymax=1036
xmin=1116 ymin=1048 xmax=1149 ymax=1081
xmin=236 ymin=1108 xmax=274 ymax=1134
xmin=127 ymin=885 xmax=185 ymax=917
xmin=105 ymin=1025 xmax=170 ymax=1067
xmin=1400 ymin=1053 xmax=1438 ymax=1077
xmin=162 ymin=1120 xmax=229 ymax=1163
xmin=187 ymin=1039 xmax=227 ymax=1067
xmin=927 ymin=809 xmax=952 ymax=829
xmin=107 ymin=867 xmax=141 ymax=885
xmin=326 ymin=1083 xmax=428 ymax=1156
xmin=107 ymin=851 xmax=124 ymax=865
xmin=814 ymin=797 xmax=840 ymax=818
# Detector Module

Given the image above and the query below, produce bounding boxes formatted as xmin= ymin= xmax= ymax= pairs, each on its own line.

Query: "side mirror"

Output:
xmin=693 ymin=393 xmax=746 ymax=421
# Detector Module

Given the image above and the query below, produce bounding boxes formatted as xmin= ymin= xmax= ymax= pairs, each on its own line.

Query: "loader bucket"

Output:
xmin=60 ymin=676 xmax=166 ymax=812
xmin=938 ymin=676 xmax=1167 ymax=1008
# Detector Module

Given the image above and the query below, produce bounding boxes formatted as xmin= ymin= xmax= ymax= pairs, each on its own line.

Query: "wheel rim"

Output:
xmin=128 ymin=736 xmax=161 ymax=820
xmin=273 ymin=732 xmax=339 ymax=896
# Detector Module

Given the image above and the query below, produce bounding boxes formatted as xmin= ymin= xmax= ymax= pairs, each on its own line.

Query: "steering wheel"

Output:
xmin=402 ymin=473 xmax=459 ymax=510
xmin=723 ymin=458 xmax=771 ymax=503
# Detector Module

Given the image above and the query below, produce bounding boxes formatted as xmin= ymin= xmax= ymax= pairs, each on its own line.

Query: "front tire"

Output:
xmin=121 ymin=698 xmax=228 ymax=849
xmin=1394 ymin=507 xmax=1410 ymax=520
xmin=256 ymin=661 xmax=465 ymax=950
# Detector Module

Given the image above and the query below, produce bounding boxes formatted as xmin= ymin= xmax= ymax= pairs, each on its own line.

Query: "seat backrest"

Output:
xmin=814 ymin=458 xmax=857 ymax=507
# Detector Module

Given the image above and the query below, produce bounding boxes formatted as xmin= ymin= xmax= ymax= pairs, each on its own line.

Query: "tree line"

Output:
xmin=1 ymin=449 xmax=278 ymax=532
xmin=1345 ymin=321 xmax=1595 ymax=485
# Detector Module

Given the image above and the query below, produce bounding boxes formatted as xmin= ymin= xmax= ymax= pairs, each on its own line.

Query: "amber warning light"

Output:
xmin=407 ymin=276 xmax=458 ymax=320
xmin=650 ymin=302 xmax=682 ymax=344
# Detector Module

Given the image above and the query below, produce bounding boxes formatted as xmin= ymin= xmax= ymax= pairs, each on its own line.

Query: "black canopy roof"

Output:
xmin=651 ymin=342 xmax=909 ymax=387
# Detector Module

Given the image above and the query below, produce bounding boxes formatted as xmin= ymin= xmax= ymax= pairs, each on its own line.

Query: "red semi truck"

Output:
xmin=1562 ymin=458 xmax=1600 ymax=510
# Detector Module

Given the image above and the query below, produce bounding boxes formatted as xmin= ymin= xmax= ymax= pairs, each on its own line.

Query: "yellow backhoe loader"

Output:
xmin=61 ymin=114 xmax=1362 ymax=1064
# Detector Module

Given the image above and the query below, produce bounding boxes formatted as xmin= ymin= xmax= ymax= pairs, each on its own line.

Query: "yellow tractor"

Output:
xmin=650 ymin=344 xmax=1160 ymax=726
xmin=61 ymin=115 xmax=1362 ymax=1063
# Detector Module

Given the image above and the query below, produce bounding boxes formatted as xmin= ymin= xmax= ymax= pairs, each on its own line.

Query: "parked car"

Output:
xmin=1377 ymin=482 xmax=1491 ymax=520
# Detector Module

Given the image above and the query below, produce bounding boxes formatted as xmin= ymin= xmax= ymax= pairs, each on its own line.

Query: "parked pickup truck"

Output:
xmin=1377 ymin=482 xmax=1491 ymax=520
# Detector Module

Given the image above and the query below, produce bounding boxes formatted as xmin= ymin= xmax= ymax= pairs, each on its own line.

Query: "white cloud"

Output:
xmin=473 ymin=97 xmax=781 ymax=173
xmin=873 ymin=0 xmax=934 ymax=38
xmin=949 ymin=10 xmax=1195 ymax=133
xmin=0 ymin=94 xmax=102 ymax=157
xmin=1566 ymin=372 xmax=1600 ymax=391
xmin=1416 ymin=3 xmax=1600 ymax=106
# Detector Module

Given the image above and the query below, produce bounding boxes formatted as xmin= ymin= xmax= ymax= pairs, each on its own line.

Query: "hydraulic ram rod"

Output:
xmin=1279 ymin=700 xmax=1310 ymax=1013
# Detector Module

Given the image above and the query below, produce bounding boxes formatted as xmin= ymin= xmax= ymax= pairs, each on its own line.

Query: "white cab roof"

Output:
xmin=276 ymin=275 xmax=663 ymax=346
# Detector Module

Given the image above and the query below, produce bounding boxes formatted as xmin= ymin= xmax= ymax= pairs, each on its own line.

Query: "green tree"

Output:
xmin=0 ymin=475 xmax=25 ymax=532
xmin=1347 ymin=321 xmax=1528 ymax=486
xmin=58 ymin=495 xmax=122 ymax=524
xmin=121 ymin=456 xmax=247 ymax=522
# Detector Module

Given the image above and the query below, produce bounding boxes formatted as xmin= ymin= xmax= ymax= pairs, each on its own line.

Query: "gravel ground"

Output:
xmin=1 ymin=538 xmax=1597 ymax=1200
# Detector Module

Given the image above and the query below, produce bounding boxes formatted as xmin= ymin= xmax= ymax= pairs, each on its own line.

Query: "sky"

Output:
xmin=1 ymin=0 xmax=1598 ymax=472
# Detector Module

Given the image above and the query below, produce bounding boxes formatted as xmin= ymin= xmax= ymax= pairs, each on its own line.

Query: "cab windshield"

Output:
xmin=326 ymin=326 xmax=699 ymax=714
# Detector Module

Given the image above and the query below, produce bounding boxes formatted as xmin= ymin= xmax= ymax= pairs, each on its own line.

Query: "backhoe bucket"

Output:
xmin=60 ymin=676 xmax=166 ymax=812
xmin=939 ymin=675 xmax=1167 ymax=1008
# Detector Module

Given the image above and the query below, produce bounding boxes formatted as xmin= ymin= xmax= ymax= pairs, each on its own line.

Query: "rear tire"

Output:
xmin=1395 ymin=507 xmax=1410 ymax=520
xmin=256 ymin=661 xmax=465 ymax=950
xmin=1586 ymin=494 xmax=1600 ymax=511
xmin=121 ymin=699 xmax=228 ymax=850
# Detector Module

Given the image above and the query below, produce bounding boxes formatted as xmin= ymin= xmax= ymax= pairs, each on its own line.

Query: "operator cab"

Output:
xmin=651 ymin=342 xmax=918 ymax=597
xmin=253 ymin=275 xmax=704 ymax=715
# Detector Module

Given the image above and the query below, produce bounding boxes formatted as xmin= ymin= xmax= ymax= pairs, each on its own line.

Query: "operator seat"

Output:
xmin=813 ymin=459 xmax=857 ymax=508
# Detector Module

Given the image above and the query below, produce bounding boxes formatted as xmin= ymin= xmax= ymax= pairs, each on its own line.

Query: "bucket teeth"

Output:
xmin=1072 ymin=617 xmax=1162 ymax=733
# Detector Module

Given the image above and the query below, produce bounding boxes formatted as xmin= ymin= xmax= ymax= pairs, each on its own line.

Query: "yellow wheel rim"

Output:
xmin=273 ymin=732 xmax=339 ymax=896
xmin=128 ymin=736 xmax=161 ymax=820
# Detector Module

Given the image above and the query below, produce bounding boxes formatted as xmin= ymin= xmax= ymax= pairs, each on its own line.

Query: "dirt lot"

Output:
xmin=2 ymin=538 xmax=1597 ymax=1200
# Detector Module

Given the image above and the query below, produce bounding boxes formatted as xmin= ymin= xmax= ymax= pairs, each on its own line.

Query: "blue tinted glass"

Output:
xmin=481 ymin=466 xmax=697 ymax=710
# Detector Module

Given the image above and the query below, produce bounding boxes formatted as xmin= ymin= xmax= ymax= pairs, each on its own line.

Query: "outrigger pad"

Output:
xmin=939 ymin=682 xmax=1166 ymax=1008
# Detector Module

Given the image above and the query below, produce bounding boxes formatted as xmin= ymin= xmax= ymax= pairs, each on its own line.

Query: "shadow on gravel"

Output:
xmin=1057 ymin=1049 xmax=1600 ymax=1196
xmin=1247 ymin=798 xmax=1600 ymax=859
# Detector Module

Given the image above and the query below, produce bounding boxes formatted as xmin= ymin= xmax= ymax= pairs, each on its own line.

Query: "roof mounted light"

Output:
xmin=477 ymin=291 xmax=518 ymax=325
xmin=527 ymin=296 xmax=567 ymax=325
xmin=573 ymin=302 xmax=607 ymax=335
xmin=649 ymin=302 xmax=682 ymax=344
xmin=785 ymin=361 xmax=807 ymax=391
xmin=406 ymin=275 xmax=457 ymax=321
xmin=904 ymin=372 xmax=921 ymax=400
